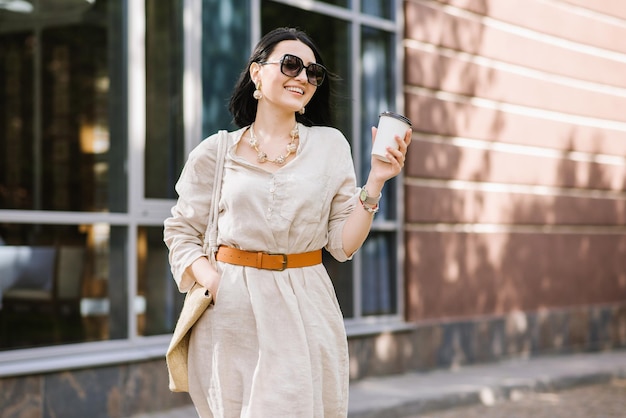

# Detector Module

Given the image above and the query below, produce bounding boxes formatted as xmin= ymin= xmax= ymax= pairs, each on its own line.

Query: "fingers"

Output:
xmin=381 ymin=146 xmax=403 ymax=169
xmin=388 ymin=131 xmax=410 ymax=168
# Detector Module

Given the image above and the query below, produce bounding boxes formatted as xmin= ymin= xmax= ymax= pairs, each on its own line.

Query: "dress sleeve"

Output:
xmin=163 ymin=134 xmax=220 ymax=292
xmin=325 ymin=133 xmax=359 ymax=262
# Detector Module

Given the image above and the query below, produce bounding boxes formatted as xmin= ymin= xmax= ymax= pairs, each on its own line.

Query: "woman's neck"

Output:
xmin=253 ymin=109 xmax=297 ymax=143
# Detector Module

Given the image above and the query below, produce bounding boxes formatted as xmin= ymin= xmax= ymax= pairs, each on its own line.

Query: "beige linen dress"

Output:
xmin=164 ymin=124 xmax=359 ymax=418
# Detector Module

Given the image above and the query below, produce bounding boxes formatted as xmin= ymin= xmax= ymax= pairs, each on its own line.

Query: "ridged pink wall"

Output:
xmin=403 ymin=0 xmax=626 ymax=321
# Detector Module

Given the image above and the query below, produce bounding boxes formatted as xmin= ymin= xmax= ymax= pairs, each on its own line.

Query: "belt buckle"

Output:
xmin=268 ymin=253 xmax=288 ymax=271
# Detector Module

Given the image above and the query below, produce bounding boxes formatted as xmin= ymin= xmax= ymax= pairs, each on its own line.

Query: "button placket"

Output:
xmin=267 ymin=178 xmax=276 ymax=219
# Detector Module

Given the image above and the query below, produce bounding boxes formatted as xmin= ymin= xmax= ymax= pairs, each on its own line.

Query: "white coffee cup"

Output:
xmin=371 ymin=111 xmax=412 ymax=163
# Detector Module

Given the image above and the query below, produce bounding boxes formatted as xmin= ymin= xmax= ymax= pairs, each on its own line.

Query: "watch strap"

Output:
xmin=360 ymin=187 xmax=381 ymax=205
xmin=358 ymin=198 xmax=379 ymax=215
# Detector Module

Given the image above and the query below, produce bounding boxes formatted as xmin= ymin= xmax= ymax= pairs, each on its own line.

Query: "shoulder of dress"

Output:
xmin=189 ymin=127 xmax=245 ymax=157
xmin=302 ymin=127 xmax=354 ymax=172
xmin=305 ymin=125 xmax=350 ymax=149
xmin=305 ymin=125 xmax=343 ymax=137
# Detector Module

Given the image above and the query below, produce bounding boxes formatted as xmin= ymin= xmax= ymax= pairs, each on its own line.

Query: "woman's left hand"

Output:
xmin=369 ymin=126 xmax=412 ymax=183
xmin=343 ymin=126 xmax=412 ymax=255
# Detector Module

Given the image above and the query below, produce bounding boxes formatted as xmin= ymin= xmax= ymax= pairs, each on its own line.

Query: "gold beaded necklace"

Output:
xmin=248 ymin=123 xmax=299 ymax=165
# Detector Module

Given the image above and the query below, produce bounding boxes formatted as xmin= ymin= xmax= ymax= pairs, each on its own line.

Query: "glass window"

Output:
xmin=145 ymin=0 xmax=185 ymax=200
xmin=361 ymin=232 xmax=397 ymax=315
xmin=0 ymin=0 xmax=128 ymax=352
xmin=358 ymin=26 xmax=399 ymax=316
xmin=201 ymin=0 xmax=251 ymax=137
xmin=324 ymin=251 xmax=354 ymax=318
xmin=360 ymin=26 xmax=397 ymax=220
xmin=137 ymin=225 xmax=184 ymax=336
xmin=362 ymin=0 xmax=395 ymax=19
xmin=0 ymin=0 xmax=402 ymax=361
xmin=0 ymin=223 xmax=127 ymax=350
xmin=0 ymin=0 xmax=127 ymax=212
xmin=0 ymin=31 xmax=34 ymax=210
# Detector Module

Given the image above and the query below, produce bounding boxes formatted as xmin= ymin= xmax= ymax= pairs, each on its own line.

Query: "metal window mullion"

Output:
xmin=351 ymin=1 xmax=363 ymax=320
xmin=269 ymin=0 xmax=394 ymax=30
xmin=183 ymin=0 xmax=203 ymax=153
xmin=33 ymin=26 xmax=42 ymax=211
xmin=395 ymin=0 xmax=406 ymax=318
xmin=251 ymin=0 xmax=261 ymax=47
xmin=127 ymin=0 xmax=146 ymax=339
xmin=0 ymin=210 xmax=130 ymax=225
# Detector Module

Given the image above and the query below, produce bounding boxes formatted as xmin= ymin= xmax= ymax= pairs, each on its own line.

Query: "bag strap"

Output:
xmin=205 ymin=130 xmax=228 ymax=264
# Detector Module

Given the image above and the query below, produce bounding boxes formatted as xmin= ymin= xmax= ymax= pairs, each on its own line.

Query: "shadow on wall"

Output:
xmin=403 ymin=0 xmax=626 ymax=359
xmin=405 ymin=0 xmax=500 ymax=319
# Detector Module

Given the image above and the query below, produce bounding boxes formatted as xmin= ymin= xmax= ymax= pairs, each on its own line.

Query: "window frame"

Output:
xmin=0 ymin=0 xmax=174 ymax=376
xmin=0 ymin=0 xmax=408 ymax=378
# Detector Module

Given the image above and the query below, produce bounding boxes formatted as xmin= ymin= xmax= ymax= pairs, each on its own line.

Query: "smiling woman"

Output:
xmin=164 ymin=26 xmax=411 ymax=417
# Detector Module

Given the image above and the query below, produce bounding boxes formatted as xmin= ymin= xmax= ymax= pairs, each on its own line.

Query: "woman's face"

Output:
xmin=251 ymin=40 xmax=318 ymax=115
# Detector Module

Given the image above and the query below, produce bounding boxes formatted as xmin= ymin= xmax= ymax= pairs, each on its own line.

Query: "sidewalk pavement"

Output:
xmin=132 ymin=349 xmax=626 ymax=418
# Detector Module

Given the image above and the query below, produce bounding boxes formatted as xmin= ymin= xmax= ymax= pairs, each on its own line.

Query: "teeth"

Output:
xmin=286 ymin=86 xmax=304 ymax=95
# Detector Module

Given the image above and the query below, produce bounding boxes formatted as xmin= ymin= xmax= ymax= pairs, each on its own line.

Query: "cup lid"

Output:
xmin=379 ymin=111 xmax=412 ymax=127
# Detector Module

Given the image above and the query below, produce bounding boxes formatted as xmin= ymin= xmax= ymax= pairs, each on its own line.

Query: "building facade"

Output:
xmin=1 ymin=0 xmax=625 ymax=416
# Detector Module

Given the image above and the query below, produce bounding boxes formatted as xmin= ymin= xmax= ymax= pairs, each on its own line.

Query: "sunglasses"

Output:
xmin=259 ymin=54 xmax=327 ymax=87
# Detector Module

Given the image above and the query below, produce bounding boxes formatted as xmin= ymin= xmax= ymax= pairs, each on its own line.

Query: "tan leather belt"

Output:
xmin=216 ymin=246 xmax=322 ymax=271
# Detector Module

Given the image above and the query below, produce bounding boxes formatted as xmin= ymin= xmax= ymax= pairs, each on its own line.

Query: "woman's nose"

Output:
xmin=294 ymin=67 xmax=308 ymax=83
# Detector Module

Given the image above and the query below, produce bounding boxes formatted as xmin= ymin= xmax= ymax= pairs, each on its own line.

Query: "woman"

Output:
xmin=164 ymin=27 xmax=411 ymax=417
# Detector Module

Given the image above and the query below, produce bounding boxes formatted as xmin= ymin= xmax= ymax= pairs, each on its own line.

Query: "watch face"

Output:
xmin=360 ymin=188 xmax=368 ymax=202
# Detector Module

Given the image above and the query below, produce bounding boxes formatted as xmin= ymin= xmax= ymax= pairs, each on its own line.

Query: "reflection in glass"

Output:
xmin=0 ymin=31 xmax=34 ymax=209
xmin=323 ymin=251 xmax=354 ymax=318
xmin=0 ymin=0 xmax=127 ymax=212
xmin=358 ymin=26 xmax=398 ymax=317
xmin=361 ymin=0 xmax=395 ymax=19
xmin=42 ymin=25 xmax=109 ymax=211
xmin=361 ymin=232 xmax=397 ymax=316
xmin=201 ymin=0 xmax=250 ymax=137
xmin=145 ymin=0 xmax=185 ymax=199
xmin=0 ymin=223 xmax=126 ymax=350
xmin=360 ymin=26 xmax=397 ymax=220
xmin=137 ymin=226 xmax=184 ymax=336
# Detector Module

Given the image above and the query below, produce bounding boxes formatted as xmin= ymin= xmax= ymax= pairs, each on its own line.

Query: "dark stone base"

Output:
xmin=0 ymin=359 xmax=191 ymax=418
xmin=348 ymin=302 xmax=626 ymax=380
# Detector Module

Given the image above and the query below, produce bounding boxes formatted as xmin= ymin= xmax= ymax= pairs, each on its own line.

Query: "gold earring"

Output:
xmin=298 ymin=107 xmax=305 ymax=115
xmin=253 ymin=81 xmax=263 ymax=100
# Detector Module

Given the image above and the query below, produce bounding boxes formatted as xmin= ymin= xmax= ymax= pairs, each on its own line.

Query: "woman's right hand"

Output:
xmin=189 ymin=256 xmax=221 ymax=300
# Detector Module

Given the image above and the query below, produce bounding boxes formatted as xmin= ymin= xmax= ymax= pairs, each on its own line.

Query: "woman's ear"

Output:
xmin=249 ymin=62 xmax=261 ymax=84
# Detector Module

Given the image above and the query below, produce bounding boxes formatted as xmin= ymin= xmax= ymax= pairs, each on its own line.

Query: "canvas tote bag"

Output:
xmin=166 ymin=130 xmax=228 ymax=392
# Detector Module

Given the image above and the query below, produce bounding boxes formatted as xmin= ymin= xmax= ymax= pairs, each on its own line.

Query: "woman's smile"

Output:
xmin=285 ymin=86 xmax=305 ymax=95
